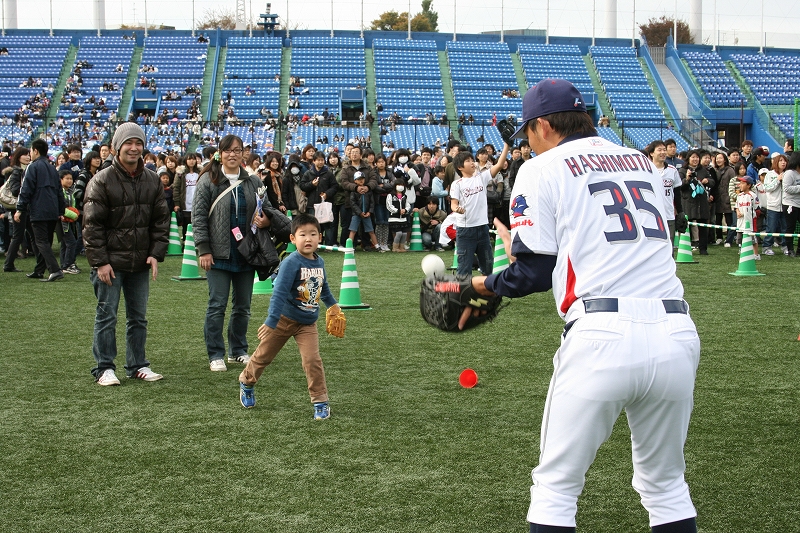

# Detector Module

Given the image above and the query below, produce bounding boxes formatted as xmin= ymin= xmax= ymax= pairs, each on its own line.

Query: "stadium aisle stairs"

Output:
xmin=198 ymin=47 xmax=217 ymax=119
xmin=210 ymin=47 xmax=227 ymax=119
xmin=680 ymin=58 xmax=712 ymax=107
xmin=638 ymin=57 xmax=677 ymax=126
xmin=510 ymin=53 xmax=528 ymax=94
xmin=43 ymin=44 xmax=79 ymax=132
xmin=583 ymin=54 xmax=624 ymax=142
xmin=725 ymin=61 xmax=755 ymax=106
xmin=364 ymin=48 xmax=380 ymax=153
xmin=275 ymin=45 xmax=292 ymax=152
xmin=437 ymin=50 xmax=459 ymax=140
xmin=118 ymin=46 xmax=143 ymax=119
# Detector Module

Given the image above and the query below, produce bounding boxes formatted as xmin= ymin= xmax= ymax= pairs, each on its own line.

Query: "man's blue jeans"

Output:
xmin=456 ymin=225 xmax=493 ymax=277
xmin=763 ymin=209 xmax=786 ymax=247
xmin=91 ymin=268 xmax=151 ymax=378
xmin=204 ymin=268 xmax=254 ymax=362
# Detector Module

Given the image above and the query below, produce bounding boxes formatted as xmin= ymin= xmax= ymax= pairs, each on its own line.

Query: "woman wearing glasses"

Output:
xmin=193 ymin=135 xmax=270 ymax=372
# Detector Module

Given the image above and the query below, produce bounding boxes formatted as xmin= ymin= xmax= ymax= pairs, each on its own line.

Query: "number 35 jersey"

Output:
xmin=509 ymin=135 xmax=684 ymax=320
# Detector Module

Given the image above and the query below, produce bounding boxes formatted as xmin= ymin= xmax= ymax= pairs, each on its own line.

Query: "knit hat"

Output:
xmin=112 ymin=122 xmax=146 ymax=153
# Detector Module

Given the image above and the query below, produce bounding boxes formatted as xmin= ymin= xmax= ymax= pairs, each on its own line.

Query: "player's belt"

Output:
xmin=583 ymin=298 xmax=689 ymax=314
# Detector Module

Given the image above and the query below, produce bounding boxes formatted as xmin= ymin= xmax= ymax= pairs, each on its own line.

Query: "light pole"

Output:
xmin=144 ymin=0 xmax=148 ymax=38
xmin=453 ymin=0 xmax=456 ymax=41
xmin=407 ymin=0 xmax=411 ymax=40
xmin=49 ymin=0 xmax=53 ymax=37
xmin=500 ymin=0 xmax=504 ymax=43
xmin=545 ymin=0 xmax=549 ymax=45
xmin=592 ymin=0 xmax=596 ymax=46
xmin=192 ymin=0 xmax=195 ymax=37
xmin=631 ymin=0 xmax=635 ymax=48
xmin=331 ymin=0 xmax=334 ymax=37
xmin=286 ymin=0 xmax=290 ymax=38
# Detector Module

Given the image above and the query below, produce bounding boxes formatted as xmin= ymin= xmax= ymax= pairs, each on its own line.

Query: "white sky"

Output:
xmin=6 ymin=0 xmax=800 ymax=49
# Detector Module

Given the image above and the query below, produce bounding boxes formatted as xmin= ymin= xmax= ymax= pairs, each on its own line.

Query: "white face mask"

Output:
xmin=291 ymin=167 xmax=300 ymax=175
xmin=396 ymin=186 xmax=405 ymax=192
xmin=398 ymin=156 xmax=408 ymax=165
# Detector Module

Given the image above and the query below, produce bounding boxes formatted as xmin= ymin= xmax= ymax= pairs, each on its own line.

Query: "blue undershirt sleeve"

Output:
xmin=484 ymin=252 xmax=557 ymax=298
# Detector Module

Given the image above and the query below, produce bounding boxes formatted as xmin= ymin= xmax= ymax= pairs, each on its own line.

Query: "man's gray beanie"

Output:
xmin=112 ymin=122 xmax=146 ymax=153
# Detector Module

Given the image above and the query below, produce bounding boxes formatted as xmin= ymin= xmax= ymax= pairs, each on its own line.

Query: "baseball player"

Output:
xmin=646 ymin=140 xmax=685 ymax=246
xmin=463 ymin=80 xmax=701 ymax=533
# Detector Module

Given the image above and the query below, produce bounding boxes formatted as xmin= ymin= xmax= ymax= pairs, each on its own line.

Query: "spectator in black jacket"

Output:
xmin=2 ymin=147 xmax=31 ymax=272
xmin=15 ymin=138 xmax=65 ymax=281
xmin=300 ymin=151 xmax=337 ymax=243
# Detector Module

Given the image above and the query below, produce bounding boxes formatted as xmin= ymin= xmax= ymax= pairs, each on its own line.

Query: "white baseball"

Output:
xmin=421 ymin=254 xmax=446 ymax=277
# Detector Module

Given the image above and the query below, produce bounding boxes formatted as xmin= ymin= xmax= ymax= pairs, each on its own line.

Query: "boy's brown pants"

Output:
xmin=239 ymin=316 xmax=329 ymax=403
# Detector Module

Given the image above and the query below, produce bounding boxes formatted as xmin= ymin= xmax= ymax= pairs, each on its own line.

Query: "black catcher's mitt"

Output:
xmin=496 ymin=119 xmax=517 ymax=146
xmin=420 ymin=274 xmax=503 ymax=332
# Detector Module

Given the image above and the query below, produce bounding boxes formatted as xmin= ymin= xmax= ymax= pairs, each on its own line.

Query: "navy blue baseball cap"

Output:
xmin=511 ymin=79 xmax=587 ymax=139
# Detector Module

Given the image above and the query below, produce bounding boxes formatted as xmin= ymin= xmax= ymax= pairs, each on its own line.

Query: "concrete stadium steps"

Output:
xmin=275 ymin=46 xmax=292 ymax=153
xmin=725 ymin=61 xmax=755 ymax=107
xmin=437 ymin=50 xmax=458 ymax=139
xmin=198 ymin=47 xmax=217 ymax=119
xmin=638 ymin=57 xmax=677 ymax=125
xmin=583 ymin=54 xmax=623 ymax=141
xmin=44 ymin=45 xmax=79 ymax=130
xmin=363 ymin=47 xmax=380 ymax=153
xmin=118 ymin=46 xmax=143 ymax=119
xmin=210 ymin=47 xmax=227 ymax=120
xmin=511 ymin=53 xmax=528 ymax=94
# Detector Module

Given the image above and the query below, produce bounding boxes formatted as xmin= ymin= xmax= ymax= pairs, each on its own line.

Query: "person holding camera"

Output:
xmin=679 ymin=150 xmax=714 ymax=255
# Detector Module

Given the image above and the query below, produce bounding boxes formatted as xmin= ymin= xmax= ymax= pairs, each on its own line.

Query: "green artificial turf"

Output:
xmin=1 ymin=245 xmax=798 ymax=532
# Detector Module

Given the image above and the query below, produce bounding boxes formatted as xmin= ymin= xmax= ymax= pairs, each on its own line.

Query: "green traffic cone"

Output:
xmin=409 ymin=211 xmax=424 ymax=251
xmin=171 ymin=224 xmax=206 ymax=281
xmin=675 ymin=229 xmax=698 ymax=264
xmin=730 ymin=221 xmax=765 ymax=277
xmin=252 ymin=271 xmax=273 ymax=294
xmin=167 ymin=212 xmax=182 ymax=256
xmin=338 ymin=238 xmax=370 ymax=310
xmin=492 ymin=234 xmax=509 ymax=274
xmin=450 ymin=243 xmax=458 ymax=271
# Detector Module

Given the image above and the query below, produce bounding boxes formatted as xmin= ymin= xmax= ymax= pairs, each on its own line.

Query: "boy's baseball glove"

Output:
xmin=420 ymin=274 xmax=503 ymax=332
xmin=326 ymin=306 xmax=346 ymax=338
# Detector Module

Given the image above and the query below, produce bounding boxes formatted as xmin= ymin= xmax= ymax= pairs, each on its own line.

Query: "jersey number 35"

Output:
xmin=589 ymin=180 xmax=668 ymax=243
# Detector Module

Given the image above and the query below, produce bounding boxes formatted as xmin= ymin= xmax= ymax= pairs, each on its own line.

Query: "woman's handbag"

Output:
xmin=0 ymin=178 xmax=17 ymax=209
xmin=237 ymin=207 xmax=292 ymax=281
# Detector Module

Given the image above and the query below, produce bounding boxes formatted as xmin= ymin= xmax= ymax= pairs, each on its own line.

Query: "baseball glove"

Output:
xmin=326 ymin=306 xmax=346 ymax=338
xmin=675 ymin=213 xmax=688 ymax=234
xmin=496 ymin=119 xmax=517 ymax=146
xmin=420 ymin=274 xmax=503 ymax=332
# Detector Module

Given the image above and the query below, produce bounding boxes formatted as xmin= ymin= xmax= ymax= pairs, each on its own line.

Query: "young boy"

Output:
xmin=736 ymin=175 xmax=760 ymax=260
xmin=160 ymin=172 xmax=174 ymax=213
xmin=239 ymin=213 xmax=340 ymax=420
xmin=56 ymin=169 xmax=80 ymax=274
xmin=419 ymin=196 xmax=447 ymax=251
xmin=449 ymin=151 xmax=493 ymax=277
xmin=348 ymin=171 xmax=380 ymax=251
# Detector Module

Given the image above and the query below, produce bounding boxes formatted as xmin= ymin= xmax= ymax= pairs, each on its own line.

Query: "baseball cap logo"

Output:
xmin=574 ymin=98 xmax=581 ymax=107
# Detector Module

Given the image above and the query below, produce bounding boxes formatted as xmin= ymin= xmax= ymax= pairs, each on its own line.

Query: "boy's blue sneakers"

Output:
xmin=240 ymin=382 xmax=255 ymax=408
xmin=313 ymin=402 xmax=330 ymax=420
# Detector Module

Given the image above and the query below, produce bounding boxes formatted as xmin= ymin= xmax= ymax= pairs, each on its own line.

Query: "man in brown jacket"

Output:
xmin=83 ymin=122 xmax=170 ymax=386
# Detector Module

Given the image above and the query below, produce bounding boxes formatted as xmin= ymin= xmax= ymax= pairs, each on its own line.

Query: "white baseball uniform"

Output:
xmin=498 ymin=135 xmax=700 ymax=529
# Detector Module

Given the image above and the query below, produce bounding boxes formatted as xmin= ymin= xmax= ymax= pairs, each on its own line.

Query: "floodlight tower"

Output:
xmin=4 ymin=0 xmax=18 ymax=30
xmin=603 ymin=0 xmax=617 ymax=39
xmin=236 ymin=0 xmax=247 ymax=30
xmin=94 ymin=0 xmax=107 ymax=33
xmin=689 ymin=0 xmax=702 ymax=43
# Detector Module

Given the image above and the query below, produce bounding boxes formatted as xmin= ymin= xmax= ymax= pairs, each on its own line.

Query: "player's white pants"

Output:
xmin=528 ymin=298 xmax=700 ymax=528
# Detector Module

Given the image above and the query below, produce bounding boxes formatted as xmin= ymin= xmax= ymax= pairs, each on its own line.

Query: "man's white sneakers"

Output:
xmin=209 ymin=359 xmax=227 ymax=372
xmin=130 ymin=367 xmax=163 ymax=381
xmin=97 ymin=369 xmax=121 ymax=386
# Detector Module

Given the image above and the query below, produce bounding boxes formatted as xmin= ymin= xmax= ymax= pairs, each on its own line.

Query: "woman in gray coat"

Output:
xmin=192 ymin=134 xmax=270 ymax=372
